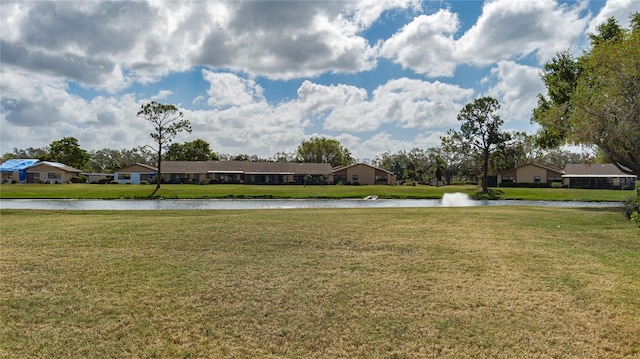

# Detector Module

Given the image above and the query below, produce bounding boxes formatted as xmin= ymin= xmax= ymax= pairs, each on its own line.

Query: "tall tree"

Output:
xmin=164 ymin=138 xmax=218 ymax=161
xmin=47 ymin=137 xmax=90 ymax=170
xmin=442 ymin=97 xmax=510 ymax=193
xmin=138 ymin=101 xmax=191 ymax=195
xmin=434 ymin=155 xmax=446 ymax=187
xmin=296 ymin=137 xmax=353 ymax=167
xmin=532 ymin=14 xmax=640 ymax=175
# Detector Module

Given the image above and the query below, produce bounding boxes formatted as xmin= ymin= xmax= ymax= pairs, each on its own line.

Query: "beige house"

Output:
xmin=5 ymin=161 xmax=83 ymax=184
xmin=332 ymin=163 xmax=396 ymax=185
xmin=498 ymin=163 xmax=564 ymax=186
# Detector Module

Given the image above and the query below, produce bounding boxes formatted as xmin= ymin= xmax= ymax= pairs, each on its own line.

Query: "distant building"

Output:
xmin=0 ymin=159 xmax=82 ymax=184
xmin=498 ymin=163 xmax=564 ymax=186
xmin=497 ymin=162 xmax=637 ymax=189
xmin=112 ymin=161 xmax=397 ymax=185
xmin=113 ymin=163 xmax=158 ymax=184
xmin=562 ymin=163 xmax=636 ymax=189
xmin=332 ymin=163 xmax=396 ymax=185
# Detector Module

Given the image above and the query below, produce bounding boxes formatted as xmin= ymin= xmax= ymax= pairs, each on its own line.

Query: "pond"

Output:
xmin=0 ymin=194 xmax=622 ymax=211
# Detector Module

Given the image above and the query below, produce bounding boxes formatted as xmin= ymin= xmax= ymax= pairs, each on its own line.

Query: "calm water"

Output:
xmin=0 ymin=198 xmax=622 ymax=210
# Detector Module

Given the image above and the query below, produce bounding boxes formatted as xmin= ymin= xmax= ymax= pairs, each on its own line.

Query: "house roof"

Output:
xmin=499 ymin=163 xmax=564 ymax=175
xmin=33 ymin=161 xmax=83 ymax=173
xmin=116 ymin=163 xmax=158 ymax=172
xmin=332 ymin=162 xmax=396 ymax=176
xmin=0 ymin=159 xmax=40 ymax=172
xmin=162 ymin=161 xmax=333 ymax=175
xmin=562 ymin=163 xmax=637 ymax=178
xmin=0 ymin=159 xmax=82 ymax=173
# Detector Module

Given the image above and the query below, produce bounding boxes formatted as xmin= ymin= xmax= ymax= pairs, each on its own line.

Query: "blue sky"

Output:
xmin=1 ymin=0 xmax=639 ymax=160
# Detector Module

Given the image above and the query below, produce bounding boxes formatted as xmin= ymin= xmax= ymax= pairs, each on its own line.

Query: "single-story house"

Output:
xmin=113 ymin=163 xmax=158 ymax=184
xmin=562 ymin=163 xmax=637 ymax=189
xmin=0 ymin=159 xmax=82 ymax=183
xmin=114 ymin=161 xmax=335 ymax=185
xmin=26 ymin=161 xmax=83 ymax=183
xmin=113 ymin=161 xmax=398 ymax=185
xmin=1 ymin=159 xmax=40 ymax=183
xmin=332 ymin=163 xmax=396 ymax=185
xmin=498 ymin=163 xmax=564 ymax=186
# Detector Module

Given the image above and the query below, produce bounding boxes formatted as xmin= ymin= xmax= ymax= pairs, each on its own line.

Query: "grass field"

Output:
xmin=0 ymin=183 xmax=634 ymax=202
xmin=1 ymin=207 xmax=639 ymax=358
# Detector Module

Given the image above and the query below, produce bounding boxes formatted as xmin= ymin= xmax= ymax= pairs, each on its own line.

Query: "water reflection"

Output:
xmin=0 ymin=198 xmax=622 ymax=210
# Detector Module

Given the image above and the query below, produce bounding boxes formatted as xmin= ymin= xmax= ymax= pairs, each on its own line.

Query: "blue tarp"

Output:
xmin=0 ymin=159 xmax=40 ymax=172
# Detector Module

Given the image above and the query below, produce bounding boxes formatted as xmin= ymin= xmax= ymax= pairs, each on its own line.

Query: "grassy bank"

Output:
xmin=1 ymin=207 xmax=639 ymax=358
xmin=0 ymin=183 xmax=633 ymax=201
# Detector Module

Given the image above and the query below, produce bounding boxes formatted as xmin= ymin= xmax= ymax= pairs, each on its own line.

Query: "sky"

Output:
xmin=1 ymin=0 xmax=639 ymax=161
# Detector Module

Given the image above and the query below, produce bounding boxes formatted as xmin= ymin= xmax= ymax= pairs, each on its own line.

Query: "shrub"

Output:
xmin=551 ymin=182 xmax=563 ymax=188
xmin=352 ymin=181 xmax=360 ymax=186
xmin=110 ymin=181 xmax=119 ymax=185
xmin=140 ymin=181 xmax=148 ymax=185
xmin=71 ymin=175 xmax=87 ymax=183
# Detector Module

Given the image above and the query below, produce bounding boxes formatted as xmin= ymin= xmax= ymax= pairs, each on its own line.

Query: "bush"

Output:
xmin=140 ymin=181 xmax=148 ymax=185
xmin=110 ymin=181 xmax=119 ymax=185
xmin=71 ymin=175 xmax=87 ymax=183
xmin=551 ymin=182 xmax=563 ymax=188
xmin=352 ymin=181 xmax=360 ymax=186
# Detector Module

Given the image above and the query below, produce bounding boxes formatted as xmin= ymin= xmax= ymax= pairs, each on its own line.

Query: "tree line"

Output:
xmin=1 ymin=131 xmax=587 ymax=182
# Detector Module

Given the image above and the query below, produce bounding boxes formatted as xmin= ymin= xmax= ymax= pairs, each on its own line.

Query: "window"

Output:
xmin=352 ymin=175 xmax=358 ymax=181
xmin=48 ymin=172 xmax=61 ymax=179
xmin=119 ymin=173 xmax=131 ymax=180
xmin=534 ymin=176 xmax=540 ymax=183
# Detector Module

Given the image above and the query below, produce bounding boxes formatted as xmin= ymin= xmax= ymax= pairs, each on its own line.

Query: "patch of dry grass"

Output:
xmin=1 ymin=207 xmax=639 ymax=358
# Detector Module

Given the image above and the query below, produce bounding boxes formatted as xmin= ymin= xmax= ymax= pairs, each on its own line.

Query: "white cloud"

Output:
xmin=202 ymin=70 xmax=265 ymax=108
xmin=456 ymin=0 xmax=588 ymax=65
xmin=484 ymin=60 xmax=546 ymax=123
xmin=380 ymin=9 xmax=460 ymax=77
xmin=589 ymin=0 xmax=640 ymax=33
xmin=381 ymin=0 xmax=589 ymax=77
xmin=151 ymin=90 xmax=173 ymax=101
xmin=1 ymin=1 xmax=411 ymax=90
xmin=300 ymin=78 xmax=474 ymax=132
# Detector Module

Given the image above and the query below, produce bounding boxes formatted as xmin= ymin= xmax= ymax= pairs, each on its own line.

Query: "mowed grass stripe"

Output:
xmin=1 ymin=207 xmax=639 ymax=358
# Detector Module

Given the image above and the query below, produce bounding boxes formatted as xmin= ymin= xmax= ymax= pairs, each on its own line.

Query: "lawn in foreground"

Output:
xmin=1 ymin=207 xmax=639 ymax=358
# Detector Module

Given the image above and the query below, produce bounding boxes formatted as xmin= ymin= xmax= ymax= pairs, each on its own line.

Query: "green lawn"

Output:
xmin=0 ymin=183 xmax=634 ymax=201
xmin=1 ymin=207 xmax=639 ymax=358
